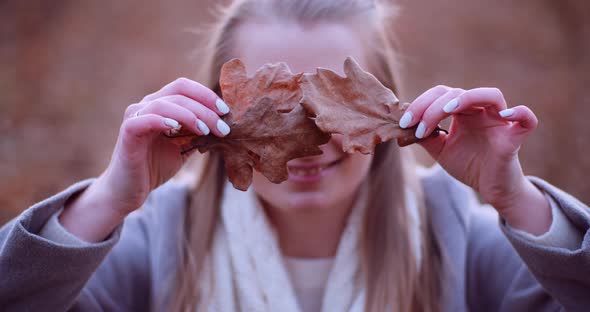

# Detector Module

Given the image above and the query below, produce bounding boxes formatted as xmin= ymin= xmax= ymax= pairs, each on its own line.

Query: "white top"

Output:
xmin=284 ymin=256 xmax=335 ymax=312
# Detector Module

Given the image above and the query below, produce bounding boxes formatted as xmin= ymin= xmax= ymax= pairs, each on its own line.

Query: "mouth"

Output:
xmin=287 ymin=157 xmax=345 ymax=182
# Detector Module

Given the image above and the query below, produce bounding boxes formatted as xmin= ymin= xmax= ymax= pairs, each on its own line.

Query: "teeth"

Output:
xmin=289 ymin=166 xmax=323 ymax=177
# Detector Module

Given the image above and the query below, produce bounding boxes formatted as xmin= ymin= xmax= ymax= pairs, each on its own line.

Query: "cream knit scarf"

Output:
xmin=197 ymin=181 xmax=421 ymax=312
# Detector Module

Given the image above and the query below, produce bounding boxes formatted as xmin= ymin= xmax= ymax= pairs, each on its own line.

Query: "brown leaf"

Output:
xmin=220 ymin=58 xmax=304 ymax=114
xmin=177 ymin=59 xmax=330 ymax=191
xmin=300 ymin=57 xmax=419 ymax=154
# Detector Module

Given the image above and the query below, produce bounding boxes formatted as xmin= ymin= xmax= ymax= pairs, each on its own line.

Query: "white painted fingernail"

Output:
xmin=399 ymin=111 xmax=413 ymax=128
xmin=216 ymin=119 xmax=231 ymax=136
xmin=197 ymin=119 xmax=210 ymax=135
xmin=216 ymin=99 xmax=230 ymax=115
xmin=164 ymin=118 xmax=180 ymax=129
xmin=415 ymin=121 xmax=427 ymax=139
xmin=443 ymin=98 xmax=459 ymax=113
xmin=499 ymin=108 xmax=514 ymax=118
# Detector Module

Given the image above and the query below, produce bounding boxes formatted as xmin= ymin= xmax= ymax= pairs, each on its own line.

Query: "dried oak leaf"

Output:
xmin=181 ymin=59 xmax=330 ymax=191
xmin=300 ymin=57 xmax=419 ymax=154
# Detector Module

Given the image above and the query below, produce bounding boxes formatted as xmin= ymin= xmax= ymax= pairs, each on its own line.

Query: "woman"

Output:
xmin=1 ymin=0 xmax=589 ymax=311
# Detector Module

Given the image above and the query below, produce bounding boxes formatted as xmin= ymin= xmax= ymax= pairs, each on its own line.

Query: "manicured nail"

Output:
xmin=443 ymin=98 xmax=459 ymax=113
xmin=216 ymin=99 xmax=230 ymax=115
xmin=163 ymin=118 xmax=180 ymax=129
xmin=216 ymin=119 xmax=231 ymax=136
xmin=197 ymin=119 xmax=210 ymax=135
xmin=415 ymin=121 xmax=427 ymax=139
xmin=499 ymin=108 xmax=514 ymax=118
xmin=399 ymin=111 xmax=413 ymax=128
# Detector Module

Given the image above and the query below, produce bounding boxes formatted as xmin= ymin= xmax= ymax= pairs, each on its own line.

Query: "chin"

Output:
xmin=280 ymin=187 xmax=335 ymax=211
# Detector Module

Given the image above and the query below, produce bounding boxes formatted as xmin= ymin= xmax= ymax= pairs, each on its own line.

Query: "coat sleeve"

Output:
xmin=0 ymin=179 xmax=153 ymax=312
xmin=465 ymin=177 xmax=590 ymax=312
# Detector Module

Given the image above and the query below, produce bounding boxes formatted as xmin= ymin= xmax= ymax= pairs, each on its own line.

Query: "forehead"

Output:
xmin=233 ymin=21 xmax=368 ymax=75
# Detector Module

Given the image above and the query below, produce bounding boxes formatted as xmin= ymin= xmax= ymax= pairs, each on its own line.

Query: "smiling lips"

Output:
xmin=287 ymin=158 xmax=343 ymax=178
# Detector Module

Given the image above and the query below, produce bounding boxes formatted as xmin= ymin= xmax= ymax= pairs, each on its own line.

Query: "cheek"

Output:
xmin=251 ymin=172 xmax=313 ymax=210
xmin=326 ymin=135 xmax=373 ymax=185
xmin=251 ymin=172 xmax=278 ymax=196
xmin=336 ymin=153 xmax=373 ymax=187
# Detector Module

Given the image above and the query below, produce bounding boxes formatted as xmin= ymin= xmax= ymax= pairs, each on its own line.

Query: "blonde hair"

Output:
xmin=172 ymin=0 xmax=444 ymax=311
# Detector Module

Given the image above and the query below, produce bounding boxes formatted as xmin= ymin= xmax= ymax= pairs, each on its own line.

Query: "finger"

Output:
xmin=453 ymin=87 xmax=508 ymax=114
xmin=124 ymin=103 xmax=143 ymax=119
xmin=121 ymin=113 xmax=183 ymax=140
xmin=415 ymin=88 xmax=464 ymax=139
xmin=157 ymin=95 xmax=230 ymax=137
xmin=141 ymin=77 xmax=230 ymax=116
xmin=399 ymin=85 xmax=451 ymax=129
xmin=498 ymin=105 xmax=538 ymax=136
xmin=139 ymin=100 xmax=211 ymax=136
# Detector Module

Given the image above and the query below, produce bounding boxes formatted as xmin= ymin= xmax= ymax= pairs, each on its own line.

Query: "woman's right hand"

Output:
xmin=59 ymin=78 xmax=231 ymax=242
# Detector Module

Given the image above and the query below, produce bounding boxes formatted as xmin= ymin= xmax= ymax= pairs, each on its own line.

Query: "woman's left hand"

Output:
xmin=400 ymin=85 xmax=552 ymax=234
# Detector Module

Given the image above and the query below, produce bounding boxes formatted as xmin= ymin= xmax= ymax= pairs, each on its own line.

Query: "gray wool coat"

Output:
xmin=1 ymin=166 xmax=589 ymax=312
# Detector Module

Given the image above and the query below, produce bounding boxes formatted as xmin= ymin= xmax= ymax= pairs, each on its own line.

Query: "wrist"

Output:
xmin=59 ymin=177 xmax=129 ymax=243
xmin=488 ymin=174 xmax=530 ymax=212
xmin=494 ymin=177 xmax=552 ymax=236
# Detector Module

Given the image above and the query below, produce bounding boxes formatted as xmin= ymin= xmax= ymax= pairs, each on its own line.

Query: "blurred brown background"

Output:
xmin=1 ymin=1 xmax=588 ymax=224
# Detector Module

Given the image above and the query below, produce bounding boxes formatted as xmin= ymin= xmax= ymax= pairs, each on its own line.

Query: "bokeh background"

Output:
xmin=1 ymin=0 xmax=589 ymax=224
